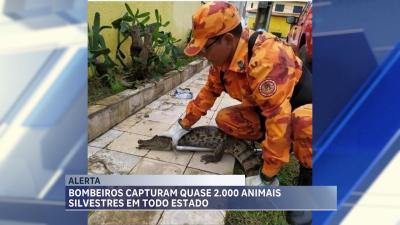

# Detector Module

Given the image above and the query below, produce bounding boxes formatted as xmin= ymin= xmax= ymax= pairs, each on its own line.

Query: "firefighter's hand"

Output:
xmin=162 ymin=119 xmax=191 ymax=149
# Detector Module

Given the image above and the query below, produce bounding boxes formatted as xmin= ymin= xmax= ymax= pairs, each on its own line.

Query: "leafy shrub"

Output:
xmin=88 ymin=12 xmax=131 ymax=92
xmin=112 ymin=4 xmax=183 ymax=81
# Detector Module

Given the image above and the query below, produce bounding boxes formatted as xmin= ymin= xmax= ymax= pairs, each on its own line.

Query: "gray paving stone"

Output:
xmin=145 ymin=106 xmax=186 ymax=125
xmin=115 ymin=107 xmax=154 ymax=130
xmin=204 ymin=110 xmax=215 ymax=119
xmin=113 ymin=114 xmax=143 ymax=132
xmin=196 ymin=72 xmax=208 ymax=80
xmin=165 ymin=105 xmax=187 ymax=114
xmin=130 ymin=158 xmax=185 ymax=175
xmin=88 ymin=146 xmax=102 ymax=158
xmin=218 ymin=97 xmax=241 ymax=109
xmin=158 ymin=210 xmax=225 ymax=225
xmin=89 ymin=129 xmax=123 ymax=148
xmin=146 ymin=99 xmax=175 ymax=111
xmin=162 ymin=97 xmax=192 ymax=107
xmin=178 ymin=76 xmax=195 ymax=85
xmin=145 ymin=150 xmax=193 ymax=166
xmin=89 ymin=211 xmax=163 ymax=225
xmin=210 ymin=111 xmax=219 ymax=127
xmin=88 ymin=149 xmax=141 ymax=175
xmin=107 ymin=132 xmax=150 ymax=156
xmin=145 ymin=110 xmax=178 ymax=125
xmin=188 ymin=152 xmax=235 ymax=175
xmin=201 ymin=64 xmax=210 ymax=72
xmin=185 ymin=79 xmax=203 ymax=87
xmin=193 ymin=117 xmax=211 ymax=127
xmin=182 ymin=76 xmax=198 ymax=85
xmin=191 ymin=90 xmax=201 ymax=98
xmin=127 ymin=120 xmax=172 ymax=137
xmin=186 ymin=81 xmax=204 ymax=89
xmin=210 ymin=97 xmax=223 ymax=111
xmin=192 ymin=79 xmax=207 ymax=85
xmin=177 ymin=82 xmax=194 ymax=90
xmin=184 ymin=167 xmax=217 ymax=175
xmin=209 ymin=118 xmax=218 ymax=126
xmin=134 ymin=106 xmax=153 ymax=117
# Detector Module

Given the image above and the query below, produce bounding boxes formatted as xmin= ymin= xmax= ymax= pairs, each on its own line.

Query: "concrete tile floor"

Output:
xmin=89 ymin=129 xmax=123 ymax=148
xmin=189 ymin=152 xmax=235 ymax=175
xmin=145 ymin=149 xmax=193 ymax=166
xmin=158 ymin=210 xmax=225 ymax=225
xmin=89 ymin=211 xmax=163 ymax=225
xmin=106 ymin=132 xmax=150 ymax=156
xmin=129 ymin=157 xmax=186 ymax=175
xmin=88 ymin=67 xmax=242 ymax=225
xmin=88 ymin=146 xmax=102 ymax=157
xmin=88 ymin=149 xmax=141 ymax=175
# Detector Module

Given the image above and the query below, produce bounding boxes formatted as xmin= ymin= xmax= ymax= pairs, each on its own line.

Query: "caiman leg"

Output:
xmin=200 ymin=141 xmax=226 ymax=164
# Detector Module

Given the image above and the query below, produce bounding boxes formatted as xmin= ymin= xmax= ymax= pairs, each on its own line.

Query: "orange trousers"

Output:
xmin=215 ymin=104 xmax=312 ymax=175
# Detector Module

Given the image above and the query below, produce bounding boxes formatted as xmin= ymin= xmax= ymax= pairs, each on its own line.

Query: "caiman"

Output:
xmin=137 ymin=126 xmax=262 ymax=176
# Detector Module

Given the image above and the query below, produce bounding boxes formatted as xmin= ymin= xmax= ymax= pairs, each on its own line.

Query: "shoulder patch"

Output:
xmin=258 ymin=79 xmax=277 ymax=97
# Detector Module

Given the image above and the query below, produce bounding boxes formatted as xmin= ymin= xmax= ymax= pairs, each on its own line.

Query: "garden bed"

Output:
xmin=88 ymin=59 xmax=208 ymax=141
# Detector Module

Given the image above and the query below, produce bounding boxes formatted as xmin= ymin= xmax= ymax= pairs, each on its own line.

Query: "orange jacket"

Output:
xmin=181 ymin=28 xmax=303 ymax=175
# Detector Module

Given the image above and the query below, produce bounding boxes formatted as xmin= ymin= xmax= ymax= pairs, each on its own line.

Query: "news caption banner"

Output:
xmin=66 ymin=175 xmax=337 ymax=211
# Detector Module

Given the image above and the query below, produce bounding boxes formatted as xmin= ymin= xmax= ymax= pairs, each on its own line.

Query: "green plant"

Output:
xmin=152 ymin=30 xmax=181 ymax=68
xmin=112 ymin=5 xmax=183 ymax=81
xmin=112 ymin=3 xmax=151 ymax=68
xmin=150 ymin=9 xmax=181 ymax=70
xmin=144 ymin=11 xmax=183 ymax=79
xmin=88 ymin=12 xmax=132 ymax=90
xmin=88 ymin=12 xmax=116 ymax=77
xmin=104 ymin=74 xmax=125 ymax=93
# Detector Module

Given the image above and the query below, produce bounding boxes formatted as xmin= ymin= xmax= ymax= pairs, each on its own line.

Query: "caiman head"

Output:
xmin=137 ymin=135 xmax=173 ymax=151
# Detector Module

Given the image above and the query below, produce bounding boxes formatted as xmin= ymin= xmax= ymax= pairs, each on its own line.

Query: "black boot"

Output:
xmin=286 ymin=211 xmax=312 ymax=225
xmin=286 ymin=166 xmax=313 ymax=225
xmin=298 ymin=165 xmax=312 ymax=186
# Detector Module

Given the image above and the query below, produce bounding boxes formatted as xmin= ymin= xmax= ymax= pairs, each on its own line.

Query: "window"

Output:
xmin=275 ymin=4 xmax=284 ymax=12
xmin=293 ymin=6 xmax=303 ymax=13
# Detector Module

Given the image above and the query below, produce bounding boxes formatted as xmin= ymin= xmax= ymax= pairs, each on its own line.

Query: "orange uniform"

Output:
xmin=182 ymin=1 xmax=312 ymax=177
xmin=292 ymin=104 xmax=312 ymax=169
xmin=181 ymin=27 xmax=311 ymax=177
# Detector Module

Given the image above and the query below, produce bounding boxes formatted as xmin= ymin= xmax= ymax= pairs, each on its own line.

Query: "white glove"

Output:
xmin=163 ymin=119 xmax=191 ymax=149
xmin=245 ymin=172 xmax=279 ymax=186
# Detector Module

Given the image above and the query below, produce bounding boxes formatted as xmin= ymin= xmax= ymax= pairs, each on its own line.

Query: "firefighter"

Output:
xmin=165 ymin=1 xmax=312 ymax=190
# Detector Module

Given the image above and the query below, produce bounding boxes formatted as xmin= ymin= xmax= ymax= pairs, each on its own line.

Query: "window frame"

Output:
xmin=293 ymin=6 xmax=303 ymax=13
xmin=274 ymin=4 xmax=285 ymax=12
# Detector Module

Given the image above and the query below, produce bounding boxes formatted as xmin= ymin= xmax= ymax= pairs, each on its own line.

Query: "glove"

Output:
xmin=162 ymin=119 xmax=191 ymax=149
xmin=245 ymin=169 xmax=279 ymax=186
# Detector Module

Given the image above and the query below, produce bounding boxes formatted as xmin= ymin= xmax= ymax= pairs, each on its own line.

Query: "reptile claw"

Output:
xmin=201 ymin=155 xmax=215 ymax=164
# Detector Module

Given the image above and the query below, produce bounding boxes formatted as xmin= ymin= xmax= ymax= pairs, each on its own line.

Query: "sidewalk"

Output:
xmin=88 ymin=66 xmax=240 ymax=225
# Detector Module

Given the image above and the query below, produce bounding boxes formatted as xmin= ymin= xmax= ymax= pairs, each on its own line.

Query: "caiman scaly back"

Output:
xmin=138 ymin=126 xmax=262 ymax=176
